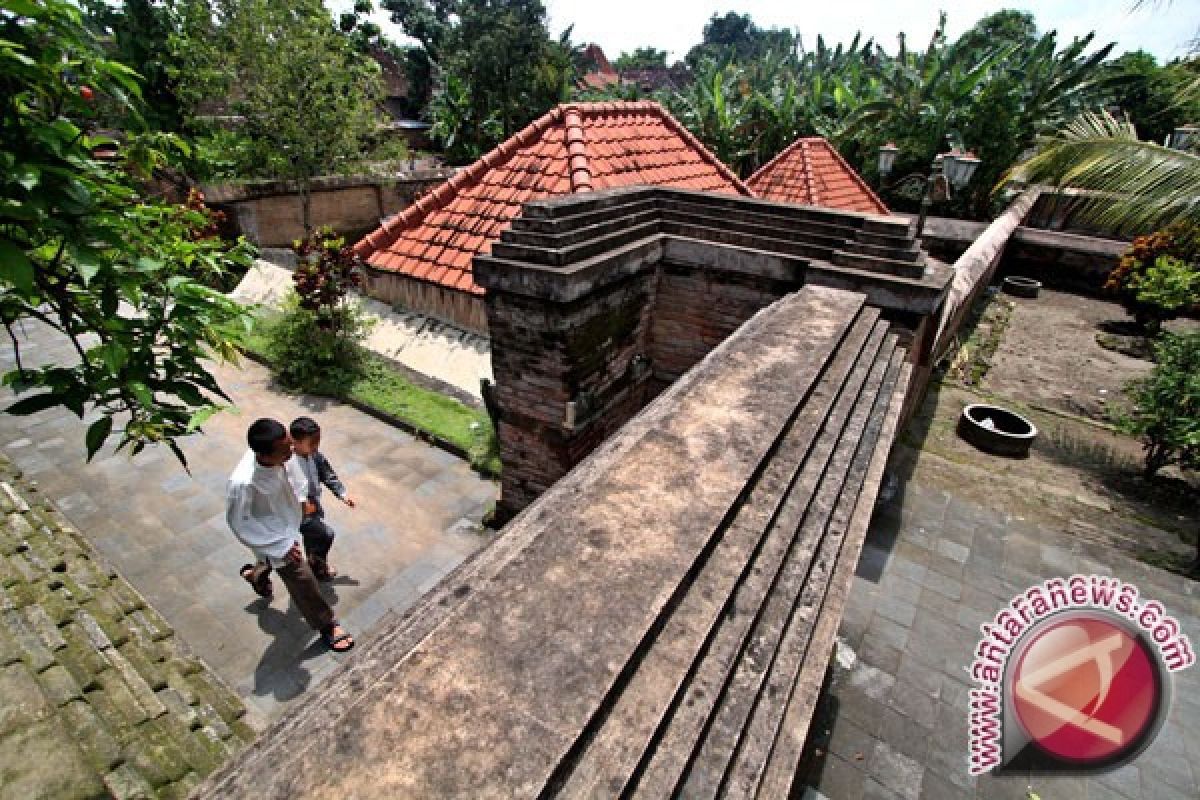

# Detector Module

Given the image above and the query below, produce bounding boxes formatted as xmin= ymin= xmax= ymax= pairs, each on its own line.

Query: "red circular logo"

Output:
xmin=1010 ymin=615 xmax=1161 ymax=765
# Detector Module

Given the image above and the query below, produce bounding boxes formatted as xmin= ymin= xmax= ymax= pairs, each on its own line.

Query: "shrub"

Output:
xmin=291 ymin=228 xmax=363 ymax=319
xmin=261 ymin=295 xmax=372 ymax=393
xmin=1129 ymin=255 xmax=1200 ymax=315
xmin=1106 ymin=222 xmax=1200 ymax=332
xmin=1117 ymin=331 xmax=1200 ymax=478
xmin=258 ymin=227 xmax=373 ymax=391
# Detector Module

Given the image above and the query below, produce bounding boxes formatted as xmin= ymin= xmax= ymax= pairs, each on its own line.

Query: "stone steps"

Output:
xmin=755 ymin=351 xmax=912 ymax=799
xmin=841 ymin=237 xmax=924 ymax=264
xmin=831 ymin=249 xmax=926 ymax=279
xmin=544 ymin=310 xmax=892 ymax=798
xmin=666 ymin=337 xmax=902 ymax=800
xmin=536 ymin=319 xmax=906 ymax=799
xmin=196 ymin=286 xmax=912 ymax=798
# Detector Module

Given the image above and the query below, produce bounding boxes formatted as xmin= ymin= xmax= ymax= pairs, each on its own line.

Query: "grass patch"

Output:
xmin=236 ymin=312 xmax=500 ymax=477
xmin=942 ymin=291 xmax=1015 ymax=387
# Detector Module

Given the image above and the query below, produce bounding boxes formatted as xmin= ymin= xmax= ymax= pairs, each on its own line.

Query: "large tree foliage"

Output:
xmin=663 ymin=10 xmax=1116 ymax=216
xmin=685 ymin=11 xmax=795 ymax=69
xmin=1105 ymin=51 xmax=1200 ymax=145
xmin=614 ymin=47 xmax=669 ymax=72
xmin=1 ymin=0 xmax=255 ymax=464
xmin=81 ymin=0 xmax=185 ymax=131
xmin=384 ymin=0 xmax=573 ymax=164
xmin=843 ymin=13 xmax=1114 ymax=215
xmin=176 ymin=0 xmax=384 ymax=228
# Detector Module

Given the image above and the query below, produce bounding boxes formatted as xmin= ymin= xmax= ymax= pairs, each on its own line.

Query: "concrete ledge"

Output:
xmin=201 ymin=169 xmax=456 ymax=204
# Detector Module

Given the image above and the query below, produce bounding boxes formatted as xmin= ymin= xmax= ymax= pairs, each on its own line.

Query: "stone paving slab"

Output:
xmin=807 ymin=475 xmax=1200 ymax=799
xmin=0 ymin=320 xmax=497 ymax=725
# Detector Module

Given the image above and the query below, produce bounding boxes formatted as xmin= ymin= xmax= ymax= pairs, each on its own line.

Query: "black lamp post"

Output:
xmin=878 ymin=142 xmax=981 ymax=240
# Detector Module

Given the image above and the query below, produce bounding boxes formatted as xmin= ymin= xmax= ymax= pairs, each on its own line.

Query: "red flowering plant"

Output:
xmin=1106 ymin=222 xmax=1200 ymax=332
xmin=290 ymin=227 xmax=363 ymax=326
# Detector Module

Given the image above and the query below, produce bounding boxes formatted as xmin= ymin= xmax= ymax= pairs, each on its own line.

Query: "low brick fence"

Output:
xmin=0 ymin=457 xmax=255 ymax=798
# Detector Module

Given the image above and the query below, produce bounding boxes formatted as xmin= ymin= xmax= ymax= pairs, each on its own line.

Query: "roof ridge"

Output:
xmin=622 ymin=101 xmax=752 ymax=197
xmin=815 ymin=138 xmax=890 ymax=215
xmin=353 ymin=106 xmax=567 ymax=259
xmin=799 ymin=139 xmax=818 ymax=206
xmin=562 ymin=104 xmax=593 ymax=193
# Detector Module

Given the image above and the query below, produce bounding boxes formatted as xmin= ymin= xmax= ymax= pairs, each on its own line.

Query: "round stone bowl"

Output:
xmin=957 ymin=403 xmax=1038 ymax=458
xmin=1003 ymin=276 xmax=1042 ymax=298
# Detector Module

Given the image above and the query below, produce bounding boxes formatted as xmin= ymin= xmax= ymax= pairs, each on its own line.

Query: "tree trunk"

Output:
xmin=301 ymin=182 xmax=312 ymax=236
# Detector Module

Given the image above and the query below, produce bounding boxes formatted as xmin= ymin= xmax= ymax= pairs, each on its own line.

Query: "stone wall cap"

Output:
xmin=201 ymin=169 xmax=456 ymax=203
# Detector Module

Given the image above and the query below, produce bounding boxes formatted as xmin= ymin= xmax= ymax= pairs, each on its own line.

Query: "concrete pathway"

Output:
xmin=232 ymin=259 xmax=493 ymax=400
xmin=808 ymin=468 xmax=1200 ymax=799
xmin=0 ymin=320 xmax=497 ymax=724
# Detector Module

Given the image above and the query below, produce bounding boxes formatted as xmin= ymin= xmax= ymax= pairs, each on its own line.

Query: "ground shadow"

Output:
xmin=853 ymin=372 xmax=946 ymax=584
xmin=249 ymin=598 xmax=324 ymax=703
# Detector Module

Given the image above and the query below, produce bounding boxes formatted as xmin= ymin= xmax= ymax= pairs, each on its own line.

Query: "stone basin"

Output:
xmin=1003 ymin=275 xmax=1042 ymax=298
xmin=957 ymin=403 xmax=1038 ymax=457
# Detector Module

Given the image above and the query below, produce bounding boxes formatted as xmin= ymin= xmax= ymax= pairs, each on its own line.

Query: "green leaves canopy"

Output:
xmin=384 ymin=0 xmax=574 ymax=165
xmin=175 ymin=0 xmax=384 ymax=227
xmin=1 ymin=0 xmax=255 ymax=465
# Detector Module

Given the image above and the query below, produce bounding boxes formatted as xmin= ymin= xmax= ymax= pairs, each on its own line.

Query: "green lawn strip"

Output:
xmin=233 ymin=313 xmax=500 ymax=476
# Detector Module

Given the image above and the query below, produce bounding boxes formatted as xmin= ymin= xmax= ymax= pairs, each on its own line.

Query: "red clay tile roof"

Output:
xmin=746 ymin=137 xmax=889 ymax=216
xmin=579 ymin=70 xmax=621 ymax=91
xmin=354 ymin=101 xmax=751 ymax=295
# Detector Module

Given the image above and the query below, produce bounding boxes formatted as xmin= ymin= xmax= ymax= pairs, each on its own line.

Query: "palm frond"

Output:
xmin=1005 ymin=110 xmax=1200 ymax=234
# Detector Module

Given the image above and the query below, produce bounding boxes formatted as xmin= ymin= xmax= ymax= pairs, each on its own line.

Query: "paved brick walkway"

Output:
xmin=807 ymin=473 xmax=1200 ymax=799
xmin=0 ymin=321 xmax=497 ymax=724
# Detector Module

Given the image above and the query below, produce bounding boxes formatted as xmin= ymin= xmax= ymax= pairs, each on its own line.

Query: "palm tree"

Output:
xmin=1006 ymin=110 xmax=1200 ymax=234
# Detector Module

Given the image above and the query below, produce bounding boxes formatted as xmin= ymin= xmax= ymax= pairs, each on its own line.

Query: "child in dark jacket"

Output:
xmin=289 ymin=416 xmax=356 ymax=580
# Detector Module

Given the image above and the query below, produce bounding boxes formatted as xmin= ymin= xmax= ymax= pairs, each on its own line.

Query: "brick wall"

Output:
xmin=488 ymin=262 xmax=803 ymax=521
xmin=650 ymin=265 xmax=786 ymax=382
xmin=487 ymin=272 xmax=659 ymax=515
xmin=476 ymin=187 xmax=946 ymax=522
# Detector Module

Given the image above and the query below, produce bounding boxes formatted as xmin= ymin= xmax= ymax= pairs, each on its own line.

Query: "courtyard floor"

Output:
xmin=0 ymin=320 xmax=497 ymax=725
xmin=807 ymin=290 xmax=1200 ymax=799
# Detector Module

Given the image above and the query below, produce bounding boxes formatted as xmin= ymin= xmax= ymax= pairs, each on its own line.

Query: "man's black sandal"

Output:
xmin=239 ymin=563 xmax=273 ymax=599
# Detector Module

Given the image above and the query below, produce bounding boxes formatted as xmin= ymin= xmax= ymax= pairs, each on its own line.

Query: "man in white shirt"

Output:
xmin=226 ymin=418 xmax=354 ymax=653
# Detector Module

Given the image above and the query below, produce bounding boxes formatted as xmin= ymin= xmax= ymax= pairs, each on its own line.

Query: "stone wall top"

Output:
xmin=475 ymin=186 xmax=950 ymax=313
xmin=201 ymin=168 xmax=456 ymax=204
xmin=0 ymin=457 xmax=255 ymax=798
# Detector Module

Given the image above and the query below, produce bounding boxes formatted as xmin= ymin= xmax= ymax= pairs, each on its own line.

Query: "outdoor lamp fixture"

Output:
xmin=877 ymin=142 xmax=899 ymax=177
xmin=877 ymin=142 xmax=981 ymax=240
xmin=1168 ymin=125 xmax=1198 ymax=151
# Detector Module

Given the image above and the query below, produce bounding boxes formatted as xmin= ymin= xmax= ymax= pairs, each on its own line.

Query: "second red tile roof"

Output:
xmin=354 ymin=101 xmax=751 ymax=295
xmin=747 ymin=137 xmax=889 ymax=216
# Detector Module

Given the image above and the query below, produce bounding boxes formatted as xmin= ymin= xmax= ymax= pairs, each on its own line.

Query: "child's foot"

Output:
xmin=239 ymin=563 xmax=273 ymax=599
xmin=309 ymin=557 xmax=337 ymax=582
xmin=321 ymin=624 xmax=354 ymax=653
